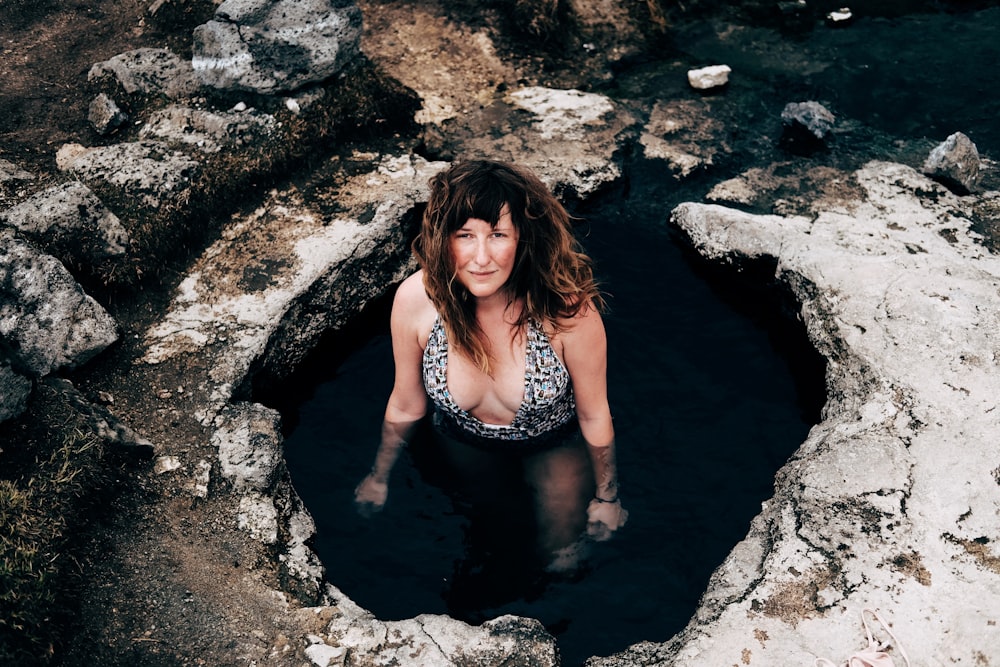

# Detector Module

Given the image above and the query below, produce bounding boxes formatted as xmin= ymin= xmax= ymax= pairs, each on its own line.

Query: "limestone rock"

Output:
xmin=705 ymin=172 xmax=759 ymax=206
xmin=88 ymin=93 xmax=129 ymax=135
xmin=142 ymin=153 xmax=446 ymax=394
xmin=0 ymin=229 xmax=118 ymax=378
xmin=56 ymin=141 xmax=201 ymax=210
xmin=587 ymin=160 xmax=1000 ymax=665
xmin=192 ymin=0 xmax=363 ymax=94
xmin=427 ymin=86 xmax=636 ymax=200
xmin=214 ymin=401 xmax=284 ymax=492
xmin=781 ymin=101 xmax=836 ymax=140
xmin=304 ymin=639 xmax=344 ymax=667
xmin=238 ymin=492 xmax=280 ymax=544
xmin=88 ymin=47 xmax=201 ymax=99
xmin=0 ymin=180 xmax=130 ymax=265
xmin=687 ymin=64 xmax=731 ymax=90
xmin=923 ymin=131 xmax=981 ymax=193
xmin=138 ymin=104 xmax=279 ymax=153
xmin=318 ymin=610 xmax=559 ymax=666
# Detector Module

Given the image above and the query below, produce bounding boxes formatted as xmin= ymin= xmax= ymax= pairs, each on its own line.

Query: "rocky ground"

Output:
xmin=4 ymin=0 xmax=1000 ymax=665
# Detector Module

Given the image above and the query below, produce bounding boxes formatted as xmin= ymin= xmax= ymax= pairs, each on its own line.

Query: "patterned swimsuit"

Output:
xmin=422 ymin=316 xmax=578 ymax=451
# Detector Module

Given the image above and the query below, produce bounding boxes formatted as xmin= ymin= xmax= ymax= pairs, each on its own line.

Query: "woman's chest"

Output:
xmin=446 ymin=341 xmax=527 ymax=418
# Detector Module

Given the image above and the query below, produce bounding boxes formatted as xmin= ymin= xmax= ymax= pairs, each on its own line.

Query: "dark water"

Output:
xmin=278 ymin=178 xmax=823 ymax=664
xmin=273 ymin=7 xmax=1000 ymax=665
xmin=671 ymin=6 xmax=1000 ymax=158
xmin=806 ymin=7 xmax=1000 ymax=155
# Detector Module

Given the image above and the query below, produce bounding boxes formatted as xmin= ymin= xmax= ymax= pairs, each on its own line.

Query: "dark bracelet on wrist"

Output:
xmin=594 ymin=495 xmax=619 ymax=504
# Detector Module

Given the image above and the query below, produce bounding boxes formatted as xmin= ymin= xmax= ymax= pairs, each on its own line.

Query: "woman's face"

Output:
xmin=449 ymin=206 xmax=520 ymax=301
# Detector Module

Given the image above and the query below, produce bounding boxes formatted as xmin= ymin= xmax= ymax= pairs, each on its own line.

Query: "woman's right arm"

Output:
xmin=354 ymin=272 xmax=431 ymax=516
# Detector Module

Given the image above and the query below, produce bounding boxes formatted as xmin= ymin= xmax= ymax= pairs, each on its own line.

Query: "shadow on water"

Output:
xmin=259 ymin=158 xmax=827 ymax=664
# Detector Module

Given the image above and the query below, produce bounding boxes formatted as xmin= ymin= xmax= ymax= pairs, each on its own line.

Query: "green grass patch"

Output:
xmin=0 ymin=387 xmax=120 ymax=666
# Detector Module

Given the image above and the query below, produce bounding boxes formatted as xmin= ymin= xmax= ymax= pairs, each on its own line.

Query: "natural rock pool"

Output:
xmin=256 ymin=5 xmax=997 ymax=665
xmin=257 ymin=5 xmax=1000 ymax=665
xmin=270 ymin=168 xmax=826 ymax=664
xmin=7 ymin=0 xmax=1000 ymax=663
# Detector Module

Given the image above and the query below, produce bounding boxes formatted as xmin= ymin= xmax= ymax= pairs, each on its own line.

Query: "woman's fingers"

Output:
xmin=354 ymin=475 xmax=388 ymax=517
xmin=586 ymin=499 xmax=628 ymax=541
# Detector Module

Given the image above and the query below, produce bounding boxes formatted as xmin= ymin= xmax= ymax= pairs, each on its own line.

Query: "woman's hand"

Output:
xmin=354 ymin=474 xmax=388 ymax=518
xmin=586 ymin=497 xmax=628 ymax=541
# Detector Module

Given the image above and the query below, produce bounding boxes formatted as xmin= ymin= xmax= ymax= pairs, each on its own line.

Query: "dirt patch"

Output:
xmin=755 ymin=565 xmax=838 ymax=627
xmin=888 ymin=550 xmax=933 ymax=586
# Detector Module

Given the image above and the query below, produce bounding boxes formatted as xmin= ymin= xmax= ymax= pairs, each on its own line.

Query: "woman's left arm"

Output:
xmin=561 ymin=304 xmax=628 ymax=541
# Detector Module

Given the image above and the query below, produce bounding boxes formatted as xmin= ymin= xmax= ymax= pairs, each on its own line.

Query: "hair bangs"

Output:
xmin=449 ymin=172 xmax=517 ymax=231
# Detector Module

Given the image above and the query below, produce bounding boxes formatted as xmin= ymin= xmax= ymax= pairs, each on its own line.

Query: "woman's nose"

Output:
xmin=474 ymin=239 xmax=490 ymax=265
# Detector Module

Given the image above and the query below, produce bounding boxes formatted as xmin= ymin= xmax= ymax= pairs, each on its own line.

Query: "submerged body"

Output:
xmin=354 ymin=159 xmax=627 ymax=574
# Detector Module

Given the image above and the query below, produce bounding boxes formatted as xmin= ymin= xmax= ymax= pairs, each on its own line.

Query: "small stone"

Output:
xmin=190 ymin=459 xmax=211 ymax=498
xmin=154 ymin=455 xmax=182 ymax=474
xmin=687 ymin=65 xmax=731 ymax=90
xmin=826 ymin=7 xmax=854 ymax=26
xmin=781 ymin=101 xmax=836 ymax=140
xmin=923 ymin=131 xmax=980 ymax=193
xmin=88 ymin=93 xmax=129 ymax=135
xmin=304 ymin=642 xmax=345 ymax=667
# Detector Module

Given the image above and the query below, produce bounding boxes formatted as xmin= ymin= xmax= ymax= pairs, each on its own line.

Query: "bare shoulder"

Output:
xmin=392 ymin=270 xmax=437 ymax=336
xmin=394 ymin=270 xmax=429 ymax=306
xmin=563 ymin=300 xmax=606 ymax=337
xmin=548 ymin=300 xmax=606 ymax=357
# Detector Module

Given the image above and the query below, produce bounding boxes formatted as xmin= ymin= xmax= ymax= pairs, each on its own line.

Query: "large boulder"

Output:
xmin=56 ymin=141 xmax=201 ymax=210
xmin=192 ymin=0 xmax=363 ymax=94
xmin=0 ymin=180 xmax=130 ymax=267
xmin=0 ymin=229 xmax=118 ymax=377
xmin=138 ymin=104 xmax=279 ymax=154
xmin=0 ymin=229 xmax=118 ymax=423
xmin=88 ymin=47 xmax=202 ymax=99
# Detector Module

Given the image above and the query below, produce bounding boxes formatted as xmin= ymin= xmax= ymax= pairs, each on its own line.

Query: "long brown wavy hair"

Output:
xmin=412 ymin=159 xmax=605 ymax=374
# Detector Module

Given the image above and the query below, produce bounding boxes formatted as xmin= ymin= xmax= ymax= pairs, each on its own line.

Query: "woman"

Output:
xmin=354 ymin=159 xmax=627 ymax=575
